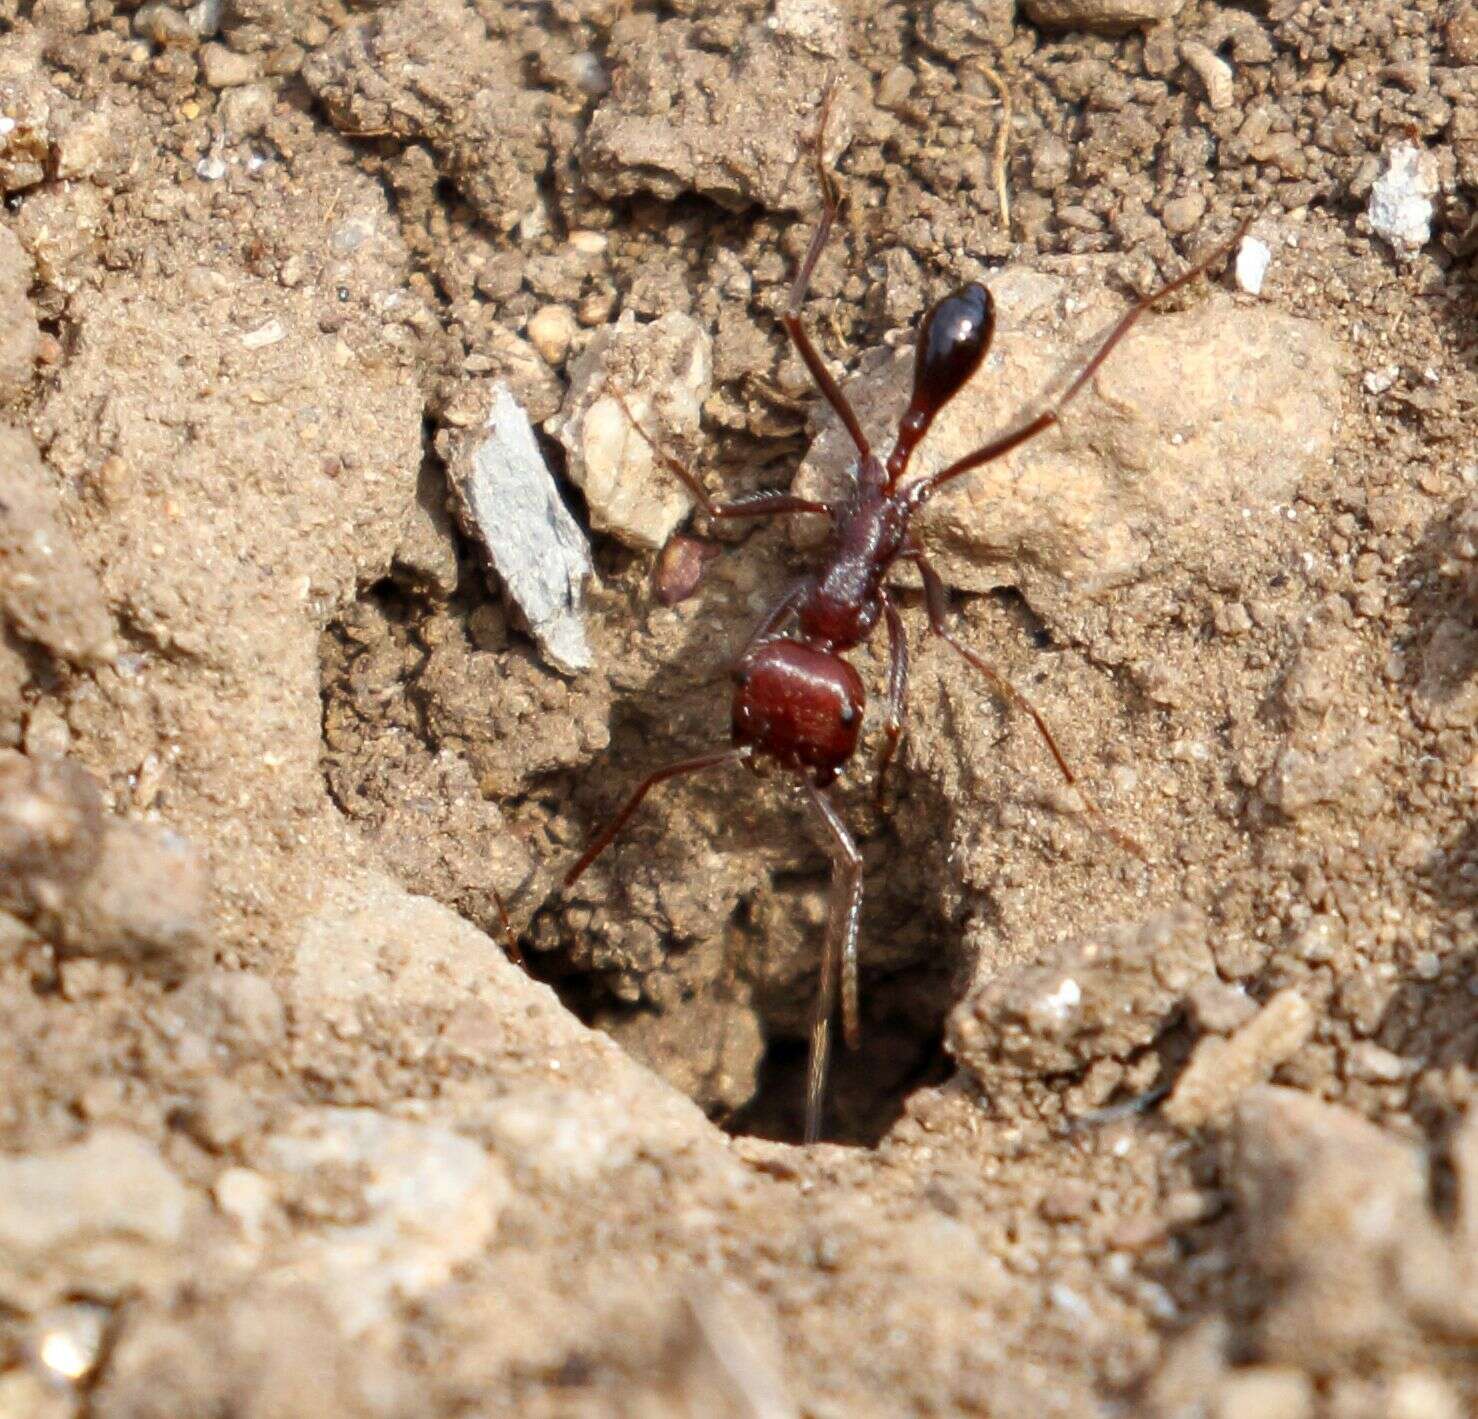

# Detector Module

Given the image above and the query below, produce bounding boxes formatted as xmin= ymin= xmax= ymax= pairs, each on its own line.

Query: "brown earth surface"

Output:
xmin=1 ymin=1 xmax=1476 ymax=1416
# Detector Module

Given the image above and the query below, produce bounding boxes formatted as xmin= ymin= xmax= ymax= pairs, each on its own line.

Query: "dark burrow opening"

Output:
xmin=320 ymin=567 xmax=969 ymax=1148
xmin=532 ymin=802 xmax=969 ymax=1147
xmin=727 ymin=1004 xmax=955 ymax=1147
xmin=537 ymin=935 xmax=961 ymax=1148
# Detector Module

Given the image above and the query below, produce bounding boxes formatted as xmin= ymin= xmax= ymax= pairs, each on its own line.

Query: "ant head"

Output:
xmin=886 ymin=283 xmax=994 ymax=484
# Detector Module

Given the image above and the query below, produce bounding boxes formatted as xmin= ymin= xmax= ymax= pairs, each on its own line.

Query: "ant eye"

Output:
xmin=912 ymin=284 xmax=994 ymax=419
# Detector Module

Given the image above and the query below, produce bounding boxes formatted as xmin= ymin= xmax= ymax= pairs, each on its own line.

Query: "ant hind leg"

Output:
xmin=801 ymin=781 xmax=864 ymax=1145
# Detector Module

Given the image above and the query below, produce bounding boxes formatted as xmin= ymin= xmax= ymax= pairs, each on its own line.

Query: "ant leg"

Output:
xmin=563 ymin=747 xmax=747 ymax=889
xmin=781 ymin=81 xmax=872 ymax=462
xmin=875 ymin=594 xmax=910 ymax=803
xmin=742 ymin=576 xmax=812 ymax=657
xmin=490 ymin=888 xmax=526 ymax=969
xmin=905 ymin=219 xmax=1251 ymax=510
xmin=610 ymin=388 xmax=833 ymax=522
xmin=801 ymin=780 xmax=864 ymax=1144
xmin=915 ymin=551 xmax=1145 ymax=860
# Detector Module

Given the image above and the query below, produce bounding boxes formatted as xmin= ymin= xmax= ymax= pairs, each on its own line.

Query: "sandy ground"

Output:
xmin=0 ymin=1 xmax=1476 ymax=1415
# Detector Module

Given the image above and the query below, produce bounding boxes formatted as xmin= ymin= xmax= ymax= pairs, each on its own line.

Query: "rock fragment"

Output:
xmin=527 ymin=304 xmax=576 ymax=367
xmin=1180 ymin=40 xmax=1235 ymax=110
xmin=0 ymin=750 xmax=104 ymax=916
xmin=1235 ymin=234 xmax=1272 ymax=296
xmin=582 ymin=10 xmax=852 ymax=211
xmin=1259 ymin=720 xmax=1393 ymax=820
xmin=1164 ymin=990 xmax=1315 ymax=1129
xmin=0 ymin=1128 xmax=193 ymax=1309
xmin=50 ymin=818 xmax=210 ymax=974
xmin=1449 ymin=2 xmax=1478 ymax=64
xmin=292 ymin=870 xmax=531 ymax=1020
xmin=0 ymin=65 xmax=57 ymax=193
xmin=0 ymin=424 xmax=115 ymax=667
xmin=1024 ymin=0 xmax=1186 ymax=32
xmin=1367 ymin=143 xmax=1439 ymax=260
xmin=550 ymin=312 xmax=712 ymax=552
xmin=1231 ymin=1087 xmax=1427 ymax=1361
xmin=949 ymin=903 xmax=1213 ymax=1084
xmin=0 ymin=751 xmax=210 ymax=974
xmin=795 ymin=271 xmax=1343 ymax=614
xmin=258 ymin=1108 xmax=507 ymax=1338
xmin=440 ymin=381 xmax=593 ymax=675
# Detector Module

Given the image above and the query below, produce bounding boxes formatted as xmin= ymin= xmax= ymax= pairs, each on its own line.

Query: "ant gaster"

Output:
xmin=564 ymin=86 xmax=1245 ymax=1143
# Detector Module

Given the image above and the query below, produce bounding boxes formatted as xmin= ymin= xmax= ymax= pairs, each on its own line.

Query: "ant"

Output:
xmin=564 ymin=85 xmax=1245 ymax=1143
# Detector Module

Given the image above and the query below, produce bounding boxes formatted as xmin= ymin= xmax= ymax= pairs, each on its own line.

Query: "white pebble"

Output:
xmin=240 ymin=318 xmax=285 ymax=349
xmin=1235 ymin=235 xmax=1271 ymax=295
xmin=1041 ymin=978 xmax=1081 ymax=1020
xmin=1367 ymin=143 xmax=1438 ymax=260
xmin=568 ymin=229 xmax=608 ymax=256
xmin=1363 ymin=365 xmax=1398 ymax=396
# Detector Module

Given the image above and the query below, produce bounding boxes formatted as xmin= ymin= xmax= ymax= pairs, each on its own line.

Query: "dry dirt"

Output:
xmin=0 ymin=1 xmax=1476 ymax=1416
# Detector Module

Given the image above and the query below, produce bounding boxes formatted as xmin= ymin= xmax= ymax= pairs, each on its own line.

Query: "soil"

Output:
xmin=0 ymin=1 xmax=1475 ymax=1416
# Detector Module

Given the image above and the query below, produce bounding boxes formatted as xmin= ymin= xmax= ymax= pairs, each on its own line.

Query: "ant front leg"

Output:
xmin=801 ymin=780 xmax=864 ymax=1144
xmin=781 ymin=81 xmax=872 ymax=464
xmin=914 ymin=550 xmax=1145 ymax=860
xmin=609 ymin=388 xmax=834 ymax=525
xmin=875 ymin=594 xmax=910 ymax=803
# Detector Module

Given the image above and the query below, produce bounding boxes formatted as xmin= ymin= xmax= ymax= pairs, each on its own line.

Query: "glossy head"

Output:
xmin=731 ymin=641 xmax=865 ymax=785
xmin=885 ymin=282 xmax=995 ymax=485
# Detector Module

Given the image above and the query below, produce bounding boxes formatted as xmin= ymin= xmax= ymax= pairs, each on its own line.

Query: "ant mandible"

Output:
xmin=564 ymin=84 xmax=1244 ymax=1143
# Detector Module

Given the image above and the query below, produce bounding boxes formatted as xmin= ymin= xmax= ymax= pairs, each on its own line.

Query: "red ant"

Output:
xmin=564 ymin=87 xmax=1245 ymax=1143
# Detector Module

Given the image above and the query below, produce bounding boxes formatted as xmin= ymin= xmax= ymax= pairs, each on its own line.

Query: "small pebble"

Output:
xmin=1367 ymin=143 xmax=1438 ymax=260
xmin=1213 ymin=1366 xmax=1313 ymax=1419
xmin=653 ymin=533 xmax=720 ymax=606
xmin=1164 ymin=989 xmax=1315 ymax=1129
xmin=198 ymin=41 xmax=258 ymax=88
xmin=1235 ymin=235 xmax=1271 ymax=295
xmin=567 ymin=229 xmax=608 ymax=256
xmin=133 ymin=1 xmax=196 ymax=45
xmin=527 ymin=305 xmax=576 ymax=366
xmin=1181 ymin=41 xmax=1235 ymax=110
xmin=877 ymin=64 xmax=916 ymax=110
xmin=1448 ymin=2 xmax=1478 ymax=65
xmin=1344 ymin=1041 xmax=1409 ymax=1083
xmin=28 ymin=1303 xmax=109 ymax=1385
xmin=1162 ymin=191 xmax=1207 ymax=235
xmin=240 ymin=318 xmax=285 ymax=350
xmin=1388 ymin=1372 xmax=1462 ymax=1419
xmin=1188 ymin=979 xmax=1257 ymax=1035
xmin=1363 ymin=364 xmax=1399 ymax=395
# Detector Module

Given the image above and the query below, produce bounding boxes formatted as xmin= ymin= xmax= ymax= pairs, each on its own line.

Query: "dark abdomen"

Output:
xmin=732 ymin=642 xmax=865 ymax=784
